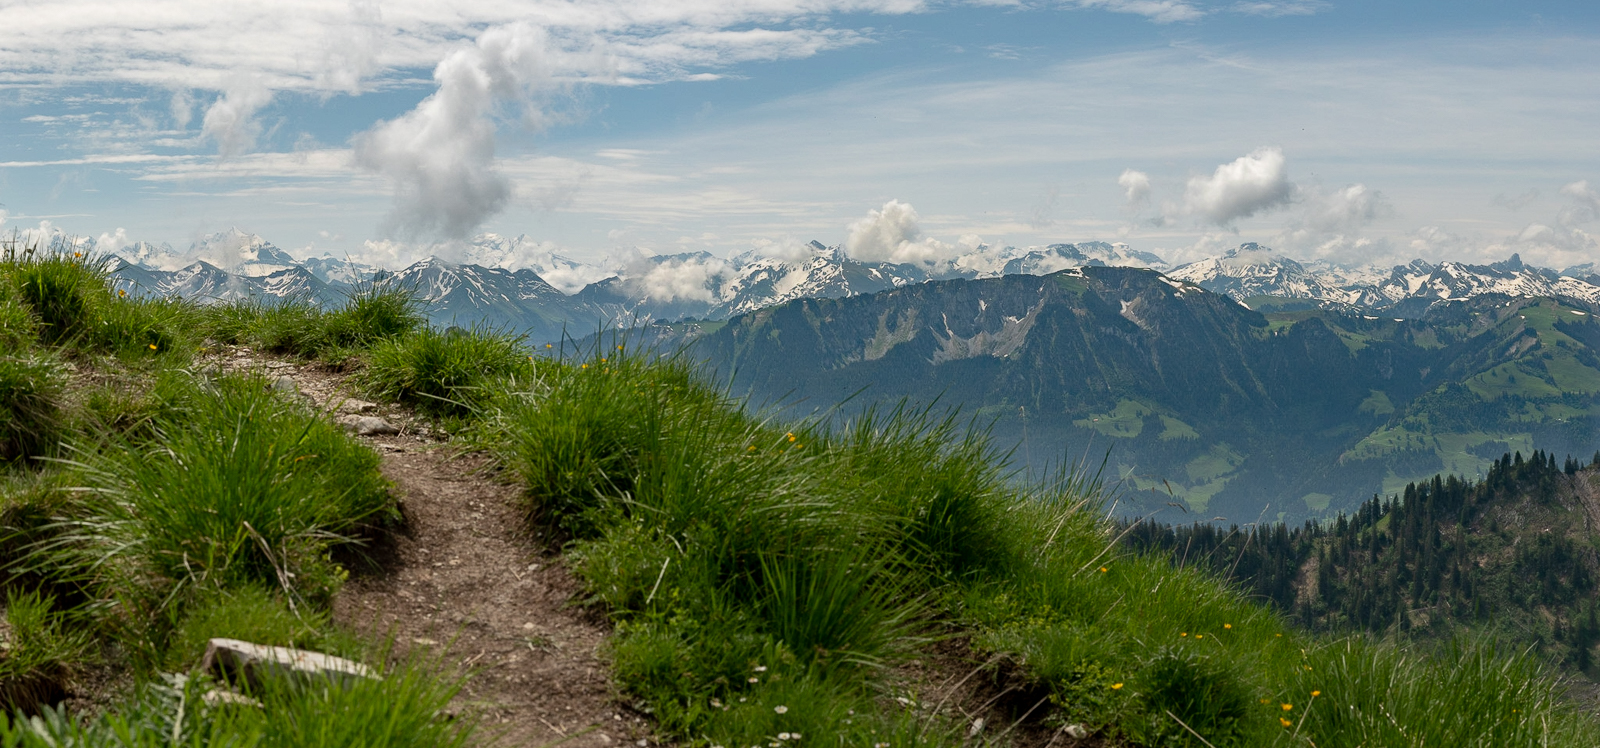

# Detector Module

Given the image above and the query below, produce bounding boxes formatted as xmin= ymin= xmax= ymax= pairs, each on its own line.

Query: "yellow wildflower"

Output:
xmin=1111 ymin=683 xmax=1123 ymax=690
xmin=1281 ymin=704 xmax=1293 ymax=711
xmin=1280 ymin=718 xmax=1292 ymax=727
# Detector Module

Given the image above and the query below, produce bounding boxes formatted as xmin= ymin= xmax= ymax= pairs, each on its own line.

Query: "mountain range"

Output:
xmin=60 ymin=226 xmax=1600 ymax=520
xmin=86 ymin=230 xmax=1600 ymax=345
xmin=682 ymin=266 xmax=1600 ymax=525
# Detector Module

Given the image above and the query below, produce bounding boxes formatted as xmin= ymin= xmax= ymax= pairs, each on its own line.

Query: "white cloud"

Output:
xmin=621 ymin=252 xmax=729 ymax=303
xmin=845 ymin=199 xmax=962 ymax=265
xmin=1558 ymin=179 xmax=1600 ymax=225
xmin=201 ymin=79 xmax=273 ymax=158
xmin=1118 ymin=168 xmax=1151 ymax=207
xmin=748 ymin=236 xmax=818 ymax=263
xmin=1267 ymin=183 xmax=1391 ymax=263
xmin=97 ymin=227 xmax=130 ymax=250
xmin=353 ymin=24 xmax=556 ymax=240
xmin=1301 ymin=183 xmax=1388 ymax=235
xmin=1070 ymin=0 xmax=1204 ymax=23
xmin=1177 ymin=146 xmax=1294 ymax=226
xmin=1230 ymin=1 xmax=1327 ymax=17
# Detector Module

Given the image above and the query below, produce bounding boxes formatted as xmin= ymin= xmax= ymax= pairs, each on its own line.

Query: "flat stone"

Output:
xmin=270 ymin=375 xmax=297 ymax=393
xmin=338 ymin=414 xmax=400 ymax=436
xmin=201 ymin=638 xmax=377 ymax=689
xmin=336 ymin=398 xmax=379 ymax=414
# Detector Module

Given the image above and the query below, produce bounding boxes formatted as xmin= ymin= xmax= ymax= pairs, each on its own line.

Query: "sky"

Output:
xmin=3 ymin=0 xmax=1600 ymax=272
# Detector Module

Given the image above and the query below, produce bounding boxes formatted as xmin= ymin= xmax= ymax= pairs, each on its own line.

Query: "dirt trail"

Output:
xmin=333 ymin=444 xmax=650 ymax=747
xmin=214 ymin=351 xmax=651 ymax=747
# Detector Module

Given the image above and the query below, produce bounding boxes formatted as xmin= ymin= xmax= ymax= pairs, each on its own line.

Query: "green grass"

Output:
xmin=164 ymin=584 xmax=334 ymax=671
xmin=0 ymin=590 xmax=92 ymax=714
xmin=0 ymin=248 xmax=474 ymax=745
xmin=195 ymin=283 xmax=423 ymax=365
xmin=357 ymin=325 xmax=532 ymax=417
xmin=0 ymin=355 xmax=64 ymax=464
xmin=0 ymin=653 xmax=474 ymax=748
xmin=39 ymin=372 xmax=395 ymax=660
xmin=478 ymin=344 xmax=1600 ymax=747
xmin=0 ymin=245 xmax=192 ymax=361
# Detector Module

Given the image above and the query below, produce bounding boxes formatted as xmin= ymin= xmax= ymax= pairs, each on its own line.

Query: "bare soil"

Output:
xmin=213 ymin=351 xmax=654 ymax=747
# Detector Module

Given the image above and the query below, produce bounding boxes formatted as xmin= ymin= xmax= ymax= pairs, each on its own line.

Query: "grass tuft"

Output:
xmin=0 ymin=355 xmax=64 ymax=464
xmin=358 ymin=325 xmax=531 ymax=417
xmin=42 ymin=372 xmax=394 ymax=651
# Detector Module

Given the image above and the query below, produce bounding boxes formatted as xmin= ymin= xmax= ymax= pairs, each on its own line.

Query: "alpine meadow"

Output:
xmin=6 ymin=1 xmax=1600 ymax=746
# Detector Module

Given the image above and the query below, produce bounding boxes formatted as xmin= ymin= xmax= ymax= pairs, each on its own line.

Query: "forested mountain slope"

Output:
xmin=687 ymin=266 xmax=1600 ymax=522
xmin=1127 ymin=453 xmax=1600 ymax=676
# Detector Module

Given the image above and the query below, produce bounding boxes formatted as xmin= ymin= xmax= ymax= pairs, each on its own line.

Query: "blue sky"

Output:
xmin=3 ymin=0 xmax=1600 ymax=271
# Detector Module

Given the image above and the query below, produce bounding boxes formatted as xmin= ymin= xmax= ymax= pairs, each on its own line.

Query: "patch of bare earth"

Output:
xmin=209 ymin=350 xmax=654 ymax=747
xmin=890 ymin=637 xmax=1107 ymax=748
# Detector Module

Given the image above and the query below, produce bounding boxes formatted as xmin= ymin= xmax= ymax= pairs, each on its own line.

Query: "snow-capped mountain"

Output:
xmin=1171 ymin=248 xmax=1600 ymax=313
xmin=950 ymin=241 xmax=1168 ymax=279
xmin=386 ymin=258 xmax=602 ymax=341
xmin=714 ymin=242 xmax=926 ymax=317
xmin=109 ymin=256 xmax=342 ymax=306
xmin=108 ymin=228 xmax=301 ymax=277
xmin=1169 ymin=244 xmax=1361 ymax=305
xmin=299 ymin=256 xmax=377 ymax=286
xmin=93 ymin=224 xmax=1600 ymax=343
xmin=459 ymin=233 xmax=613 ymax=294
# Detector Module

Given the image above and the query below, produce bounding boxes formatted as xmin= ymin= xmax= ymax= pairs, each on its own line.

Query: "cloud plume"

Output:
xmin=353 ymin=24 xmax=561 ymax=241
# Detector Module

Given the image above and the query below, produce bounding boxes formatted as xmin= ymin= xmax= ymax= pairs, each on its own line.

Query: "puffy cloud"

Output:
xmin=353 ymin=24 xmax=558 ymax=241
xmin=621 ymin=252 xmax=729 ymax=303
xmin=97 ymin=227 xmax=131 ymax=251
xmin=1178 ymin=146 xmax=1294 ymax=226
xmin=1558 ymin=179 xmax=1600 ymax=225
xmin=844 ymin=199 xmax=960 ymax=265
xmin=1118 ymin=169 xmax=1151 ymax=207
xmin=201 ymin=80 xmax=273 ymax=159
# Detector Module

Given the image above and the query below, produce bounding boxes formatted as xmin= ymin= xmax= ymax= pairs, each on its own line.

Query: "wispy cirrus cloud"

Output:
xmin=1230 ymin=1 xmax=1328 ymax=17
xmin=1068 ymin=0 xmax=1204 ymax=23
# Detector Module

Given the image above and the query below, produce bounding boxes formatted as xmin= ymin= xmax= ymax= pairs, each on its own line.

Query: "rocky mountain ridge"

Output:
xmin=59 ymin=228 xmax=1600 ymax=342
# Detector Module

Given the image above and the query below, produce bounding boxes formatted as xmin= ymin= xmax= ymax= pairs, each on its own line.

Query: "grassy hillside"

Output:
xmin=0 ymin=239 xmax=1596 ymax=746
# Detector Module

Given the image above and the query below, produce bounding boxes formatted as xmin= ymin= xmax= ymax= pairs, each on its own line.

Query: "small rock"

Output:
xmin=201 ymin=638 xmax=377 ymax=689
xmin=270 ymin=375 xmax=297 ymax=394
xmin=338 ymin=415 xmax=400 ymax=436
xmin=201 ymin=689 xmax=262 ymax=709
xmin=1064 ymin=724 xmax=1088 ymax=740
xmin=336 ymin=398 xmax=379 ymax=415
xmin=967 ymin=717 xmax=985 ymax=737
